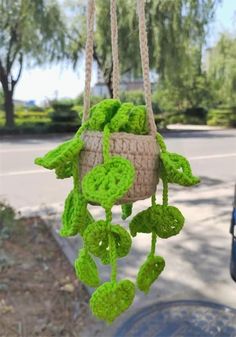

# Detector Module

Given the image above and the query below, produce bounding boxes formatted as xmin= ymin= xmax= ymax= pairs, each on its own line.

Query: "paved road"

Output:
xmin=0 ymin=130 xmax=235 ymax=210
xmin=1 ymin=129 xmax=236 ymax=336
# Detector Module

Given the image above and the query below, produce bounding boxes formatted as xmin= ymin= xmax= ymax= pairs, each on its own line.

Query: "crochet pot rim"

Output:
xmin=80 ymin=130 xmax=157 ymax=139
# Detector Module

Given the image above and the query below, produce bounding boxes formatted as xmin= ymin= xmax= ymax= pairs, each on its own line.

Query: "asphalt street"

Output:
xmin=0 ymin=129 xmax=235 ymax=210
xmin=1 ymin=129 xmax=236 ymax=327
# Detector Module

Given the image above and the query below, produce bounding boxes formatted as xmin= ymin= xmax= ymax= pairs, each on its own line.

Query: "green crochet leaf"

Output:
xmin=121 ymin=203 xmax=133 ymax=220
xmin=109 ymin=102 xmax=134 ymax=132
xmin=156 ymin=132 xmax=167 ymax=152
xmin=129 ymin=204 xmax=184 ymax=239
xmin=60 ymin=190 xmax=94 ymax=237
xmin=124 ymin=105 xmax=148 ymax=135
xmin=83 ymin=221 xmax=132 ymax=264
xmin=153 ymin=204 xmax=185 ymax=239
xmin=74 ymin=248 xmax=100 ymax=288
xmin=129 ymin=207 xmax=156 ymax=237
xmin=160 ymin=152 xmax=200 ymax=186
xmin=35 ymin=137 xmax=84 ymax=170
xmin=82 ymin=156 xmax=135 ymax=208
xmin=90 ymin=280 xmax=135 ymax=323
xmin=89 ymin=99 xmax=121 ymax=131
xmin=55 ymin=161 xmax=73 ymax=179
xmin=137 ymin=255 xmax=165 ymax=293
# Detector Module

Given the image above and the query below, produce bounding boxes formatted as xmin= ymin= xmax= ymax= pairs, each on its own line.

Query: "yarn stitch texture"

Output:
xmin=83 ymin=221 xmax=132 ymax=264
xmin=90 ymin=280 xmax=135 ymax=323
xmin=82 ymin=156 xmax=135 ymax=209
xmin=121 ymin=203 xmax=133 ymax=220
xmin=35 ymin=99 xmax=200 ymax=323
xmin=137 ymin=255 xmax=165 ymax=294
xmin=74 ymin=248 xmax=100 ymax=287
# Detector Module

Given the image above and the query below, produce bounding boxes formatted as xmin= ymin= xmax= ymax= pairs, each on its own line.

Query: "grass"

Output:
xmin=0 ymin=117 xmax=51 ymax=126
xmin=0 ymin=109 xmax=79 ymax=134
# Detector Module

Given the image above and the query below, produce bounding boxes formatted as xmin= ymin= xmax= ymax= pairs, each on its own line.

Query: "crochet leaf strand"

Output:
xmin=74 ymin=248 xmax=100 ymax=288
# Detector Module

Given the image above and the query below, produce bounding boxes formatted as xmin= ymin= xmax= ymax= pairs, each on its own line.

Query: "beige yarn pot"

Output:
xmin=79 ymin=131 xmax=160 ymax=204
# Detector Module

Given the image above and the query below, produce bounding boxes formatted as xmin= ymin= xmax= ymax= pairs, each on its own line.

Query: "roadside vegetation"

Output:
xmin=0 ymin=87 xmax=235 ymax=135
xmin=0 ymin=0 xmax=235 ymax=132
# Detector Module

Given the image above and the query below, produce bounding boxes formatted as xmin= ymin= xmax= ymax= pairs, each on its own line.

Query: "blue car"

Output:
xmin=230 ymin=185 xmax=236 ymax=282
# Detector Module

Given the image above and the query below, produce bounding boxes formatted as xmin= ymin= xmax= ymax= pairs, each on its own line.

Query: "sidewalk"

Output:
xmin=42 ymin=179 xmax=236 ymax=336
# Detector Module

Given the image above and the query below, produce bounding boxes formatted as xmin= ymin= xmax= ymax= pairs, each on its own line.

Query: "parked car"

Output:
xmin=230 ymin=184 xmax=236 ymax=282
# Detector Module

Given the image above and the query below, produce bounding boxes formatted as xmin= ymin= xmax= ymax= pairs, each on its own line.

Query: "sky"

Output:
xmin=14 ymin=0 xmax=236 ymax=105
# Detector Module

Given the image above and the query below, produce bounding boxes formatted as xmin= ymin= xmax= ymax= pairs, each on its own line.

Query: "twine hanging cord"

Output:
xmin=110 ymin=0 xmax=120 ymax=99
xmin=82 ymin=0 xmax=157 ymax=134
xmin=83 ymin=0 xmax=95 ymax=123
xmin=137 ymin=0 xmax=157 ymax=134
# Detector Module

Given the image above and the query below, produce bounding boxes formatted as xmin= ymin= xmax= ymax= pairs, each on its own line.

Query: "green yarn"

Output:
xmin=84 ymin=221 xmax=109 ymax=263
xmin=124 ymin=105 xmax=148 ymax=135
xmin=129 ymin=204 xmax=184 ymax=239
xmin=102 ymin=124 xmax=111 ymax=163
xmin=150 ymin=231 xmax=157 ymax=256
xmin=89 ymin=99 xmax=121 ymax=131
xmin=55 ymin=161 xmax=73 ymax=179
xmin=88 ymin=100 xmax=148 ymax=135
xmin=35 ymin=137 xmax=84 ymax=170
xmin=154 ymin=204 xmax=185 ymax=239
xmin=82 ymin=156 xmax=135 ymax=209
xmin=83 ymin=221 xmax=132 ymax=264
xmin=60 ymin=189 xmax=94 ymax=237
xmin=90 ymin=280 xmax=135 ymax=323
xmin=109 ymin=102 xmax=134 ymax=132
xmin=35 ymin=99 xmax=201 ymax=323
xmin=129 ymin=207 xmax=156 ymax=237
xmin=160 ymin=152 xmax=200 ymax=186
xmin=137 ymin=255 xmax=165 ymax=294
xmin=156 ymin=132 xmax=167 ymax=152
xmin=74 ymin=248 xmax=100 ymax=288
xmin=156 ymin=132 xmax=200 ymax=187
xmin=121 ymin=203 xmax=133 ymax=220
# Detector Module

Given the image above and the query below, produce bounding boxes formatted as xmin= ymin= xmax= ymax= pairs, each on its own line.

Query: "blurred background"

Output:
xmin=0 ymin=0 xmax=236 ymax=132
xmin=0 ymin=1 xmax=236 ymax=336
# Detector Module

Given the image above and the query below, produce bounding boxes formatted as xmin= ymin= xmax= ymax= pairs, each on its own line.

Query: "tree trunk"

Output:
xmin=4 ymin=88 xmax=15 ymax=128
xmin=106 ymin=69 xmax=113 ymax=98
xmin=106 ymin=77 xmax=113 ymax=98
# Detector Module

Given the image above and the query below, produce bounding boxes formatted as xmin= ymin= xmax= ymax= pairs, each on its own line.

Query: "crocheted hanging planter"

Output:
xmin=80 ymin=123 xmax=159 ymax=204
xmin=35 ymin=0 xmax=200 ymax=324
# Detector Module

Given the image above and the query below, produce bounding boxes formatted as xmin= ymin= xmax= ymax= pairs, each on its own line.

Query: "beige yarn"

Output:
xmin=80 ymin=131 xmax=159 ymax=203
xmin=110 ymin=0 xmax=120 ymax=99
xmin=137 ymin=0 xmax=157 ymax=135
xmin=83 ymin=0 xmax=95 ymax=123
xmin=80 ymin=0 xmax=160 ymax=203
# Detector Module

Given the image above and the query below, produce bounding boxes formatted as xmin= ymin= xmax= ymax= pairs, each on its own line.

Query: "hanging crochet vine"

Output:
xmin=35 ymin=0 xmax=200 ymax=324
xmin=35 ymin=99 xmax=200 ymax=323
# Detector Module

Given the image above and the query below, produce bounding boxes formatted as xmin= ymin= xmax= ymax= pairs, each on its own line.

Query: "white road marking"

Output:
xmin=189 ymin=153 xmax=236 ymax=160
xmin=0 ymin=153 xmax=235 ymax=177
xmin=0 ymin=146 xmax=55 ymax=153
xmin=0 ymin=169 xmax=51 ymax=177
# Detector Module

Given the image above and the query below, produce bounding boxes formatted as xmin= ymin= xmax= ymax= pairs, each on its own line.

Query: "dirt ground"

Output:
xmin=0 ymin=216 xmax=91 ymax=337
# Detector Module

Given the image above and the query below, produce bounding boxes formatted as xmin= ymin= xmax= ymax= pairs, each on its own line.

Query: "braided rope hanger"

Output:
xmin=82 ymin=0 xmax=157 ymax=135
xmin=82 ymin=0 xmax=95 ymax=123
xmin=137 ymin=0 xmax=157 ymax=135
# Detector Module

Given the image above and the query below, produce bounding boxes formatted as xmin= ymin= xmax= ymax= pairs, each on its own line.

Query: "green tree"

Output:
xmin=153 ymin=0 xmax=219 ymax=84
xmin=0 ymin=87 xmax=4 ymax=110
xmin=0 ymin=0 xmax=66 ymax=127
xmin=67 ymin=0 xmax=219 ymax=98
xmin=207 ymin=33 xmax=236 ymax=105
